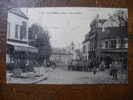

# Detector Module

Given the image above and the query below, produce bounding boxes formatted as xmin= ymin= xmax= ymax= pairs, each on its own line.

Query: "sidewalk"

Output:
xmin=6 ymin=67 xmax=53 ymax=84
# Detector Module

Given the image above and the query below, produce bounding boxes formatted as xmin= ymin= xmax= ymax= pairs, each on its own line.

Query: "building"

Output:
xmin=100 ymin=17 xmax=128 ymax=66
xmin=82 ymin=15 xmax=106 ymax=62
xmin=82 ymin=33 xmax=90 ymax=61
xmin=83 ymin=12 xmax=128 ymax=67
xmin=50 ymin=48 xmax=73 ymax=66
xmin=66 ymin=42 xmax=83 ymax=61
xmin=6 ymin=8 xmax=38 ymax=71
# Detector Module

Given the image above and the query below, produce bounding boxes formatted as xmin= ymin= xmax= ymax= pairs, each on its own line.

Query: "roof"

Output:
xmin=103 ymin=18 xmax=119 ymax=28
xmin=101 ymin=27 xmax=128 ymax=40
xmin=9 ymin=8 xmax=28 ymax=19
xmin=90 ymin=17 xmax=107 ymax=27
xmin=82 ymin=33 xmax=90 ymax=44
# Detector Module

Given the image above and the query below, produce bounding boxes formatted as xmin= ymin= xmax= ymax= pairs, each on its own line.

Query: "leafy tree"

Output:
xmin=29 ymin=24 xmax=51 ymax=66
xmin=109 ymin=9 xmax=128 ymax=48
xmin=109 ymin=9 xmax=128 ymax=29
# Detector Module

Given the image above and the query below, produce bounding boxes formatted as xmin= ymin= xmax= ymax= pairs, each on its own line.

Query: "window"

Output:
xmin=92 ymin=39 xmax=95 ymax=50
xmin=120 ymin=39 xmax=128 ymax=48
xmin=15 ymin=24 xmax=19 ymax=39
xmin=20 ymin=21 xmax=27 ymax=40
xmin=104 ymin=40 xmax=117 ymax=49
xmin=110 ymin=40 xmax=116 ymax=48
xmin=7 ymin=22 xmax=10 ymax=38
xmin=124 ymin=39 xmax=128 ymax=48
xmin=105 ymin=41 xmax=109 ymax=48
xmin=88 ymin=43 xmax=90 ymax=51
xmin=83 ymin=45 xmax=86 ymax=53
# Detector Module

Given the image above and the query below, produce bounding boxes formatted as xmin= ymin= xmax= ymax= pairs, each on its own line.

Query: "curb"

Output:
xmin=31 ymin=74 xmax=48 ymax=84
xmin=31 ymin=69 xmax=53 ymax=84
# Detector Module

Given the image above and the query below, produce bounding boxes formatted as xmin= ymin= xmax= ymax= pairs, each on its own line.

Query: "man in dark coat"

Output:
xmin=110 ymin=61 xmax=119 ymax=80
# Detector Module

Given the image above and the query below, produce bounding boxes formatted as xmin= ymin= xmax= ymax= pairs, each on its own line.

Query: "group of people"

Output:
xmin=109 ymin=61 xmax=121 ymax=80
xmin=70 ymin=58 xmax=121 ymax=80
xmin=93 ymin=60 xmax=122 ymax=80
xmin=46 ymin=60 xmax=56 ymax=69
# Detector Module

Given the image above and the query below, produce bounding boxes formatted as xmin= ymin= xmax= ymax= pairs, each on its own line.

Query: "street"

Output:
xmin=7 ymin=66 xmax=127 ymax=84
xmin=37 ymin=67 xmax=127 ymax=84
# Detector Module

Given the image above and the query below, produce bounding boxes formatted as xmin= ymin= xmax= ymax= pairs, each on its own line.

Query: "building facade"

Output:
xmin=6 ymin=8 xmax=38 ymax=71
xmin=82 ymin=34 xmax=90 ymax=61
xmin=100 ymin=19 xmax=128 ymax=66
xmin=88 ymin=15 xmax=106 ymax=61
xmin=50 ymin=48 xmax=73 ymax=66
xmin=83 ymin=12 xmax=128 ymax=67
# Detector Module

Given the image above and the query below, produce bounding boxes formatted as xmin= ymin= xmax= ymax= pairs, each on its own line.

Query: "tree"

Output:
xmin=29 ymin=24 xmax=51 ymax=66
xmin=109 ymin=9 xmax=128 ymax=29
xmin=109 ymin=9 xmax=128 ymax=48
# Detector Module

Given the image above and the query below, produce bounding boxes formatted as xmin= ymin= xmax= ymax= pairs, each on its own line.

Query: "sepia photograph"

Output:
xmin=6 ymin=7 xmax=128 ymax=84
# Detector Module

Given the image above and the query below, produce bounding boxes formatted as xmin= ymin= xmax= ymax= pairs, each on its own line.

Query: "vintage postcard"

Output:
xmin=6 ymin=7 xmax=128 ymax=84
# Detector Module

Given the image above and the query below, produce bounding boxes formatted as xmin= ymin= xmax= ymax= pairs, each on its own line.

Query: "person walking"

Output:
xmin=99 ymin=61 xmax=105 ymax=71
xmin=93 ymin=66 xmax=97 ymax=75
xmin=110 ymin=61 xmax=119 ymax=80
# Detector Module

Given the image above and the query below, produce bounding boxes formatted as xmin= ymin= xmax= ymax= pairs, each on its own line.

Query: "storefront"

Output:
xmin=101 ymin=49 xmax=128 ymax=68
xmin=6 ymin=42 xmax=38 ymax=71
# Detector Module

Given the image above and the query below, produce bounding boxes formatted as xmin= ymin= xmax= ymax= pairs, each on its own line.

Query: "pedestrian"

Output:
xmin=93 ymin=66 xmax=97 ymax=75
xmin=109 ymin=61 xmax=119 ymax=80
xmin=52 ymin=61 xmax=56 ymax=70
xmin=93 ymin=59 xmax=98 ymax=74
xmin=99 ymin=61 xmax=105 ymax=71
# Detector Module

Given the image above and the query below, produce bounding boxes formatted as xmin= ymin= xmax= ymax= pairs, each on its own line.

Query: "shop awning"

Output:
xmin=14 ymin=46 xmax=38 ymax=53
xmin=7 ymin=41 xmax=38 ymax=53
xmin=101 ymin=48 xmax=128 ymax=53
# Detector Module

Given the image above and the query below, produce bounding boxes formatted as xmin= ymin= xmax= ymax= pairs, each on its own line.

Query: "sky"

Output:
xmin=21 ymin=7 xmax=127 ymax=49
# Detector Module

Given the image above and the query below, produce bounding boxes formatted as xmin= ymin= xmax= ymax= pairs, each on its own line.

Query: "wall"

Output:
xmin=82 ymin=41 xmax=90 ymax=60
xmin=7 ymin=11 xmax=28 ymax=41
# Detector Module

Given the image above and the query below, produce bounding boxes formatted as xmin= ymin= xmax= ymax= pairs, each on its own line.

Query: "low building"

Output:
xmin=50 ymin=48 xmax=73 ymax=66
xmin=6 ymin=8 xmax=38 ymax=71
